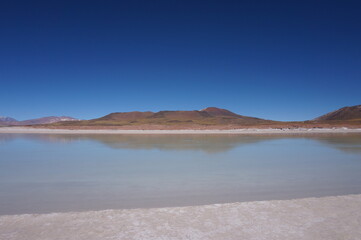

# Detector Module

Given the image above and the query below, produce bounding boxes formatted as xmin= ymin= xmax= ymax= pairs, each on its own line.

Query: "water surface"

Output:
xmin=1 ymin=133 xmax=361 ymax=215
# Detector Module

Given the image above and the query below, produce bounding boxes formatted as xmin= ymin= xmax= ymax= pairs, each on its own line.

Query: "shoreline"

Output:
xmin=1 ymin=194 xmax=360 ymax=240
xmin=1 ymin=127 xmax=361 ymax=134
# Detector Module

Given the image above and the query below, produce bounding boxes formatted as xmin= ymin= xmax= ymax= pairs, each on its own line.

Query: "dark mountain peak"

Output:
xmin=98 ymin=111 xmax=154 ymax=121
xmin=149 ymin=110 xmax=211 ymax=119
xmin=200 ymin=107 xmax=224 ymax=111
xmin=314 ymin=105 xmax=361 ymax=121
xmin=200 ymin=107 xmax=240 ymax=117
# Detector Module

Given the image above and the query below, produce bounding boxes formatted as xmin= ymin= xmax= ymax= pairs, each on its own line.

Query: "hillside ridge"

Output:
xmin=314 ymin=105 xmax=361 ymax=121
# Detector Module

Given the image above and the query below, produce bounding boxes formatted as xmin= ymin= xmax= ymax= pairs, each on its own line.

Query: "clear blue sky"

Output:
xmin=1 ymin=0 xmax=360 ymax=121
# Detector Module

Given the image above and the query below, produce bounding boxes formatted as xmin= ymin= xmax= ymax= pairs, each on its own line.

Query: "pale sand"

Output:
xmin=1 ymin=127 xmax=361 ymax=134
xmin=1 ymin=195 xmax=361 ymax=240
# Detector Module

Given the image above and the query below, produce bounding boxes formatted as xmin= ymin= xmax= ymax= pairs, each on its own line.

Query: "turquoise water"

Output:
xmin=1 ymin=133 xmax=361 ymax=215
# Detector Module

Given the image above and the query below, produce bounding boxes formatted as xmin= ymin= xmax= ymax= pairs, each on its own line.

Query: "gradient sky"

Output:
xmin=1 ymin=0 xmax=360 ymax=121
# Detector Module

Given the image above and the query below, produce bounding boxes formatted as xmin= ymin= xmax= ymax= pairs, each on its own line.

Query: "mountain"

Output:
xmin=0 ymin=116 xmax=78 ymax=126
xmin=200 ymin=107 xmax=258 ymax=118
xmin=0 ymin=116 xmax=17 ymax=124
xmin=20 ymin=116 xmax=79 ymax=125
xmin=313 ymin=105 xmax=361 ymax=121
xmin=54 ymin=107 xmax=275 ymax=127
xmin=97 ymin=111 xmax=154 ymax=121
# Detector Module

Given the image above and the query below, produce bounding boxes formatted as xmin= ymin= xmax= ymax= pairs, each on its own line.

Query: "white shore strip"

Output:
xmin=1 ymin=194 xmax=360 ymax=240
xmin=1 ymin=127 xmax=361 ymax=134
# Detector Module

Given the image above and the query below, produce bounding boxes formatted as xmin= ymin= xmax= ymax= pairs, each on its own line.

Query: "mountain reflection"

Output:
xmin=1 ymin=133 xmax=361 ymax=154
xmin=312 ymin=134 xmax=361 ymax=154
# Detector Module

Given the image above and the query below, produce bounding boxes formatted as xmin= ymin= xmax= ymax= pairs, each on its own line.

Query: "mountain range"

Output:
xmin=1 ymin=105 xmax=360 ymax=128
xmin=0 ymin=116 xmax=78 ymax=126
xmin=50 ymin=107 xmax=276 ymax=128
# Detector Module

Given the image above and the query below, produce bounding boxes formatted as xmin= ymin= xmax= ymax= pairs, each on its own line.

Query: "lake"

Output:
xmin=1 ymin=133 xmax=361 ymax=215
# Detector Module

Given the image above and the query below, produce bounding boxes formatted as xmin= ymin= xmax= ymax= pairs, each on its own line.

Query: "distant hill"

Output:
xmin=0 ymin=116 xmax=17 ymax=125
xmin=0 ymin=116 xmax=78 ymax=126
xmin=20 ymin=116 xmax=79 ymax=125
xmin=313 ymin=105 xmax=361 ymax=121
xmin=55 ymin=107 xmax=275 ymax=127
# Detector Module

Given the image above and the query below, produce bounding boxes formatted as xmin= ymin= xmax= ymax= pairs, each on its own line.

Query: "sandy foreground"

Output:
xmin=1 ymin=127 xmax=361 ymax=134
xmin=0 ymin=195 xmax=360 ymax=240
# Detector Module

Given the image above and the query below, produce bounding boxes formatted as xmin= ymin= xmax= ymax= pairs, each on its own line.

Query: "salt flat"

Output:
xmin=1 ymin=127 xmax=361 ymax=134
xmin=1 ymin=194 xmax=361 ymax=240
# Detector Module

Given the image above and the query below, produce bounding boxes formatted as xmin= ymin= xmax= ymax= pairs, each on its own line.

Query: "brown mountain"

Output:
xmin=53 ymin=107 xmax=275 ymax=127
xmin=313 ymin=105 xmax=361 ymax=121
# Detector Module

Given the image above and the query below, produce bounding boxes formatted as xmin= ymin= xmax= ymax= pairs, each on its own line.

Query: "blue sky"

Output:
xmin=0 ymin=0 xmax=360 ymax=121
